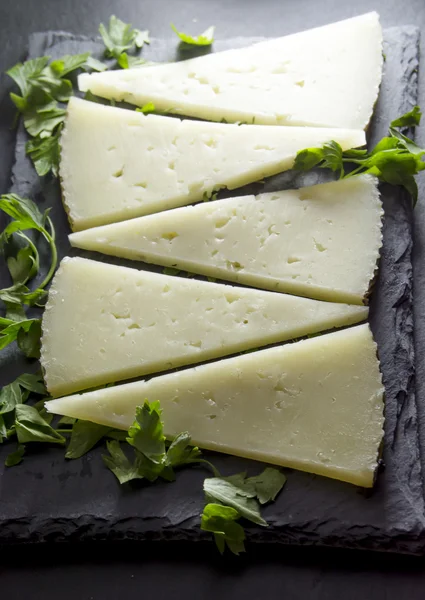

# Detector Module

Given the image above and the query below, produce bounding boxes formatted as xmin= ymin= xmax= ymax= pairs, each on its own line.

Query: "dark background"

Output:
xmin=1 ymin=0 xmax=425 ymax=598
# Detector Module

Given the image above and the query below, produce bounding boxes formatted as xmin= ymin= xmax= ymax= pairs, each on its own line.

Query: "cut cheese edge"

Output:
xmin=70 ymin=176 xmax=383 ymax=305
xmin=60 ymin=97 xmax=365 ymax=230
xmin=46 ymin=324 xmax=384 ymax=487
xmin=41 ymin=256 xmax=368 ymax=397
xmin=79 ymin=13 xmax=382 ymax=130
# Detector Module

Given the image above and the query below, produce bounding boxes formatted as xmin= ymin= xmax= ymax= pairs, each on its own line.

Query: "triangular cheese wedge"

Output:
xmin=79 ymin=13 xmax=382 ymax=130
xmin=60 ymin=98 xmax=365 ymax=231
xmin=70 ymin=176 xmax=383 ymax=305
xmin=46 ymin=324 xmax=384 ymax=487
xmin=41 ymin=257 xmax=368 ymax=397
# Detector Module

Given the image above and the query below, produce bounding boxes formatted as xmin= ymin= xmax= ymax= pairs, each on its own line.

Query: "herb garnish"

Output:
xmin=294 ymin=106 xmax=425 ymax=205
xmin=99 ymin=15 xmax=150 ymax=69
xmin=171 ymin=24 xmax=215 ymax=46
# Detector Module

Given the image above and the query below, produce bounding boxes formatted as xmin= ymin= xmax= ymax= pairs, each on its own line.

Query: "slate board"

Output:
xmin=0 ymin=27 xmax=424 ymax=554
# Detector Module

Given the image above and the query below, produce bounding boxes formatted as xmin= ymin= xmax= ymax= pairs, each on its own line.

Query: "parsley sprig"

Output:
xmin=99 ymin=15 xmax=150 ymax=69
xmin=0 ymin=194 xmax=57 ymax=356
xmin=171 ymin=24 xmax=215 ymax=46
xmin=6 ymin=53 xmax=104 ymax=177
xmin=294 ymin=106 xmax=425 ymax=205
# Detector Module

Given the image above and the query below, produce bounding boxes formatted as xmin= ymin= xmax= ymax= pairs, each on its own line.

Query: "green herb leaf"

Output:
xmin=0 ymin=317 xmax=41 ymax=356
xmin=165 ymin=431 xmax=202 ymax=467
xmin=390 ymin=105 xmax=422 ymax=128
xmin=0 ymin=415 xmax=7 ymax=442
xmin=6 ymin=57 xmax=50 ymax=97
xmin=126 ymin=401 xmax=166 ymax=463
xmin=102 ymin=439 xmax=145 ymax=484
xmin=245 ymin=467 xmax=286 ymax=504
xmin=292 ymin=147 xmax=324 ymax=171
xmin=66 ymin=420 xmax=111 ymax=459
xmin=50 ymin=53 xmax=91 ymax=77
xmin=0 ymin=381 xmax=23 ymax=415
xmin=171 ymin=24 xmax=215 ymax=46
xmin=26 ymin=128 xmax=61 ymax=177
xmin=99 ymin=16 xmax=149 ymax=66
xmin=5 ymin=444 xmax=25 ymax=467
xmin=136 ymin=101 xmax=155 ymax=114
xmin=201 ymin=503 xmax=246 ymax=555
xmin=15 ymin=372 xmax=46 ymax=395
xmin=83 ymin=56 xmax=108 ymax=72
xmin=204 ymin=475 xmax=267 ymax=526
xmin=15 ymin=404 xmax=65 ymax=445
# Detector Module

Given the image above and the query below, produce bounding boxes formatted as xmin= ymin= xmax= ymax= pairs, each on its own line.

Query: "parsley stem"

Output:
xmin=38 ymin=216 xmax=57 ymax=292
xmin=191 ymin=458 xmax=221 ymax=477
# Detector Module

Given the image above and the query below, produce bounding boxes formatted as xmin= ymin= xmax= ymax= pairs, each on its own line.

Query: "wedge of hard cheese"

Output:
xmin=70 ymin=176 xmax=383 ymax=305
xmin=60 ymin=98 xmax=365 ymax=230
xmin=46 ymin=324 xmax=384 ymax=487
xmin=41 ymin=256 xmax=368 ymax=397
xmin=79 ymin=13 xmax=382 ymax=130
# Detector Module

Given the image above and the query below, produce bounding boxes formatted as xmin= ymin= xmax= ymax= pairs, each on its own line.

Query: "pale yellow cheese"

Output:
xmin=60 ymin=98 xmax=365 ymax=230
xmin=40 ymin=257 xmax=368 ymax=397
xmin=78 ymin=13 xmax=382 ymax=129
xmin=70 ymin=176 xmax=383 ymax=305
xmin=46 ymin=324 xmax=384 ymax=487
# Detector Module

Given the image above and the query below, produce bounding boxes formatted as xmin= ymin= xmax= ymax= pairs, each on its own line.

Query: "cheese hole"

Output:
xmin=326 ymin=219 xmax=333 ymax=224
xmin=190 ymin=340 xmax=202 ymax=348
xmin=226 ymin=260 xmax=243 ymax=270
xmin=188 ymin=72 xmax=196 ymax=79
xmin=171 ymin=137 xmax=178 ymax=146
xmin=215 ymin=217 xmax=230 ymax=229
xmin=225 ymin=293 xmax=238 ymax=304
xmin=284 ymin=220 xmax=291 ymax=226
xmin=127 ymin=322 xmax=141 ymax=330
xmin=134 ymin=182 xmax=147 ymax=188
xmin=254 ymin=145 xmax=275 ymax=151
xmin=163 ymin=284 xmax=170 ymax=293
xmin=161 ymin=232 xmax=178 ymax=241
xmin=113 ymin=168 xmax=124 ymax=178
xmin=183 ymin=89 xmax=189 ymax=95
xmin=298 ymin=190 xmax=311 ymax=201
xmin=211 ymin=249 xmax=218 ymax=257
xmin=112 ymin=311 xmax=130 ymax=319
xmin=204 ymin=139 xmax=218 ymax=148
xmin=314 ymin=239 xmax=327 ymax=252
xmin=272 ymin=64 xmax=288 ymax=74
xmin=100 ymin=348 xmax=106 ymax=354
xmin=295 ymin=80 xmax=305 ymax=87
xmin=208 ymin=414 xmax=217 ymax=420
xmin=108 ymin=145 xmax=116 ymax=151
xmin=243 ymin=319 xmax=248 ymax=324
xmin=291 ymin=275 xmax=300 ymax=279
xmin=287 ymin=256 xmax=301 ymax=264
xmin=212 ymin=85 xmax=220 ymax=94
xmin=147 ymin=146 xmax=154 ymax=151
xmin=270 ymin=195 xmax=280 ymax=201
xmin=168 ymin=161 xmax=175 ymax=170
xmin=189 ymin=181 xmax=203 ymax=193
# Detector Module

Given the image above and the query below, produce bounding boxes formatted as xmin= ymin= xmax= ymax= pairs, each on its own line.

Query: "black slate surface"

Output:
xmin=0 ymin=26 xmax=424 ymax=554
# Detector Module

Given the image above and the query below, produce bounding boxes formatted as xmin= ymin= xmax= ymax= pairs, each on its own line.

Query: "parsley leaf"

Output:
xmin=15 ymin=404 xmax=65 ymax=445
xmin=103 ymin=400 xmax=210 ymax=484
xmin=136 ymin=102 xmax=155 ymax=114
xmin=65 ymin=421 xmax=112 ymax=459
xmin=99 ymin=16 xmax=149 ymax=68
xmin=204 ymin=474 xmax=268 ymax=526
xmin=390 ymin=105 xmax=422 ymax=128
xmin=0 ymin=194 xmax=58 ymax=346
xmin=201 ymin=503 xmax=246 ymax=555
xmin=293 ymin=106 xmax=425 ymax=206
xmin=26 ymin=128 xmax=62 ymax=177
xmin=5 ymin=444 xmax=26 ymax=467
xmin=171 ymin=24 xmax=215 ymax=46
xmin=201 ymin=468 xmax=286 ymax=554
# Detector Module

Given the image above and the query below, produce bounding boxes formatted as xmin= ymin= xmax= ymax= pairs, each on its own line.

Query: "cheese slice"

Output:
xmin=41 ymin=256 xmax=368 ymax=397
xmin=46 ymin=324 xmax=384 ymax=487
xmin=78 ymin=13 xmax=382 ymax=130
xmin=70 ymin=176 xmax=383 ymax=305
xmin=60 ymin=97 xmax=365 ymax=231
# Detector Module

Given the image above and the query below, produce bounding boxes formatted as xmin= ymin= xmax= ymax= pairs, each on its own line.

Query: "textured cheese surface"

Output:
xmin=70 ymin=176 xmax=383 ymax=304
xmin=60 ymin=98 xmax=366 ymax=230
xmin=46 ymin=324 xmax=384 ymax=487
xmin=78 ymin=13 xmax=382 ymax=129
xmin=40 ymin=257 xmax=368 ymax=397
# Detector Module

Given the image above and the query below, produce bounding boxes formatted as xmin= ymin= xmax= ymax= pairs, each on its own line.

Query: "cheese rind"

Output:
xmin=60 ymin=98 xmax=365 ymax=230
xmin=40 ymin=256 xmax=368 ymax=397
xmin=78 ymin=13 xmax=382 ymax=130
xmin=46 ymin=324 xmax=384 ymax=487
xmin=70 ymin=176 xmax=383 ymax=305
